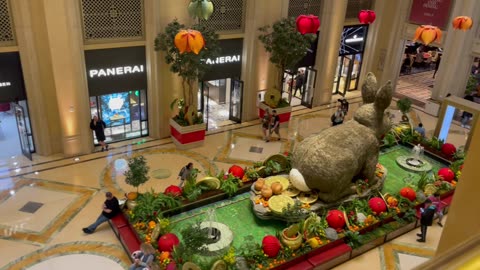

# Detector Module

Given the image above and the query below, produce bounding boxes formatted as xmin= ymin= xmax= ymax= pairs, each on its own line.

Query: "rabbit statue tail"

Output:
xmin=289 ymin=168 xmax=311 ymax=192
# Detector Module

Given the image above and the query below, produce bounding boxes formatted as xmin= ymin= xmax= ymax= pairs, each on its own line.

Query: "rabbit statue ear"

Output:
xmin=361 ymin=72 xmax=378 ymax=104
xmin=374 ymin=81 xmax=393 ymax=113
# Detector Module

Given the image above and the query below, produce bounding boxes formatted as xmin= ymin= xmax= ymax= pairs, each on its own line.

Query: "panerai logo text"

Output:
xmin=89 ymin=65 xmax=145 ymax=78
xmin=205 ymin=55 xmax=241 ymax=65
xmin=0 ymin=82 xmax=11 ymax=87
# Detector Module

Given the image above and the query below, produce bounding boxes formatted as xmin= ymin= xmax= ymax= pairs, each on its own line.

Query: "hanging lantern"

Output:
xmin=452 ymin=16 xmax=473 ymax=31
xmin=358 ymin=10 xmax=376 ymax=24
xmin=296 ymin=15 xmax=320 ymax=35
xmin=174 ymin=29 xmax=205 ymax=54
xmin=188 ymin=0 xmax=214 ymax=20
xmin=413 ymin=25 xmax=442 ymax=45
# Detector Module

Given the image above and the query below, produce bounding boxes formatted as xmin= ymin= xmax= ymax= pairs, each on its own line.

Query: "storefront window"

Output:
xmin=90 ymin=90 xmax=148 ymax=144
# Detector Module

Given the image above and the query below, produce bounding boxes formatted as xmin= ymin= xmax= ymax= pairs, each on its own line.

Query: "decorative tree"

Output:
xmin=124 ymin=155 xmax=150 ymax=193
xmin=155 ymin=19 xmax=220 ymax=126
xmin=258 ymin=17 xmax=317 ymax=94
xmin=396 ymin=97 xmax=412 ymax=122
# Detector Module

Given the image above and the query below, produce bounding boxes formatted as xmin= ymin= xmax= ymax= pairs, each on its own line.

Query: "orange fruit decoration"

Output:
xmin=174 ymin=29 xmax=205 ymax=54
xmin=452 ymin=16 xmax=473 ymax=31
xmin=413 ymin=25 xmax=442 ymax=45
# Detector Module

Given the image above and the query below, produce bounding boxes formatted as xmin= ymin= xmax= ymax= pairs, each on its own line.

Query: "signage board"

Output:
xmin=202 ymin=38 xmax=243 ymax=81
xmin=0 ymin=52 xmax=26 ymax=103
xmin=409 ymin=0 xmax=453 ymax=29
xmin=85 ymin=46 xmax=147 ymax=96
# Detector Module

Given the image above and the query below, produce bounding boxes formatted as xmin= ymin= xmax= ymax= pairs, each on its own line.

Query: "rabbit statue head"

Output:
xmin=289 ymin=72 xmax=392 ymax=203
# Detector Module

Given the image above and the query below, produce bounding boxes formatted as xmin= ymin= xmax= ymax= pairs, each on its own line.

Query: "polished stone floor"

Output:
xmin=0 ymin=92 xmax=469 ymax=270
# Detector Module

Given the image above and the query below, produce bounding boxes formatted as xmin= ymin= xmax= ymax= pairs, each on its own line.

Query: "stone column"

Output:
xmin=431 ymin=0 xmax=480 ymax=100
xmin=311 ymin=0 xmax=348 ymax=106
xmin=241 ymin=0 xmax=283 ymax=121
xmin=436 ymin=117 xmax=480 ymax=255
xmin=40 ymin=0 xmax=92 ymax=156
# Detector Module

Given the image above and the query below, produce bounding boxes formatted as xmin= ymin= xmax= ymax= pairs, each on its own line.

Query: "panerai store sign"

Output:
xmin=85 ymin=46 xmax=147 ymax=96
xmin=89 ymin=65 xmax=145 ymax=78
xmin=0 ymin=81 xmax=12 ymax=87
xmin=205 ymin=55 xmax=241 ymax=65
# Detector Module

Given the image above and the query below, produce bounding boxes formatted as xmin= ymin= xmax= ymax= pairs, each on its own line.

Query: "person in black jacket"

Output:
xmin=83 ymin=191 xmax=120 ymax=234
xmin=417 ymin=199 xmax=436 ymax=242
xmin=90 ymin=115 xmax=108 ymax=151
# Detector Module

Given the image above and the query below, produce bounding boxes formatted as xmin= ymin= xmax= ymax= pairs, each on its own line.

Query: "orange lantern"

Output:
xmin=413 ymin=25 xmax=442 ymax=45
xmin=452 ymin=16 xmax=473 ymax=31
xmin=358 ymin=10 xmax=376 ymax=24
xmin=174 ymin=29 xmax=205 ymax=54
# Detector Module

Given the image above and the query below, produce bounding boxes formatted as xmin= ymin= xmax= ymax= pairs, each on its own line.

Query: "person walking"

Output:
xmin=90 ymin=115 xmax=109 ymax=151
xmin=269 ymin=110 xmax=281 ymax=141
xmin=417 ymin=199 xmax=436 ymax=242
xmin=338 ymin=98 xmax=349 ymax=115
xmin=429 ymin=194 xmax=446 ymax=227
xmin=82 ymin=191 xmax=120 ymax=234
xmin=331 ymin=105 xmax=345 ymax=126
xmin=433 ymin=54 xmax=441 ymax=79
xmin=261 ymin=108 xmax=271 ymax=142
xmin=178 ymin=162 xmax=193 ymax=187
xmin=293 ymin=70 xmax=305 ymax=97
xmin=129 ymin=243 xmax=156 ymax=270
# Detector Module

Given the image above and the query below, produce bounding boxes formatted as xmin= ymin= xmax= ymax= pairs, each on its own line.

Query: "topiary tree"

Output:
xmin=258 ymin=17 xmax=316 ymax=94
xmin=155 ymin=19 xmax=220 ymax=126
xmin=396 ymin=97 xmax=412 ymax=122
xmin=124 ymin=155 xmax=150 ymax=193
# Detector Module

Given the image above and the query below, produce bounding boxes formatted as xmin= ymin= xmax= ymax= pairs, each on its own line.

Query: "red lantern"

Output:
xmin=296 ymin=15 xmax=320 ymax=34
xmin=158 ymin=233 xmax=180 ymax=252
xmin=413 ymin=25 xmax=442 ymax=45
xmin=326 ymin=210 xmax=346 ymax=230
xmin=438 ymin=168 xmax=455 ymax=182
xmin=228 ymin=165 xmax=245 ymax=179
xmin=164 ymin=185 xmax=182 ymax=197
xmin=441 ymin=143 xmax=456 ymax=157
xmin=368 ymin=197 xmax=387 ymax=215
xmin=358 ymin=10 xmax=376 ymax=24
xmin=174 ymin=29 xmax=205 ymax=54
xmin=399 ymin=187 xmax=416 ymax=202
xmin=262 ymin=235 xmax=281 ymax=257
xmin=452 ymin=16 xmax=473 ymax=31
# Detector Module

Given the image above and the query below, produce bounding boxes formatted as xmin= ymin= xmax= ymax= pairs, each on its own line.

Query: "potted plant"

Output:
xmin=258 ymin=17 xmax=316 ymax=122
xmin=155 ymin=19 xmax=220 ymax=149
xmin=396 ymin=97 xmax=412 ymax=122
xmin=124 ymin=155 xmax=150 ymax=208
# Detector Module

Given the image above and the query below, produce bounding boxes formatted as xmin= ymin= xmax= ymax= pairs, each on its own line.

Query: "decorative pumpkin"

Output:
xmin=296 ymin=14 xmax=320 ymax=34
xmin=399 ymin=187 xmax=416 ymax=202
xmin=358 ymin=10 xmax=376 ymax=24
xmin=368 ymin=197 xmax=387 ymax=215
xmin=271 ymin=182 xmax=283 ymax=195
xmin=262 ymin=235 xmax=281 ymax=258
xmin=326 ymin=210 xmax=346 ymax=230
xmin=452 ymin=16 xmax=473 ymax=31
xmin=228 ymin=165 xmax=245 ymax=179
xmin=164 ymin=185 xmax=182 ymax=197
xmin=174 ymin=29 xmax=205 ymax=54
xmin=261 ymin=186 xmax=273 ymax=199
xmin=158 ymin=233 xmax=180 ymax=252
xmin=441 ymin=143 xmax=456 ymax=157
xmin=188 ymin=0 xmax=214 ymax=20
xmin=438 ymin=168 xmax=455 ymax=182
xmin=413 ymin=25 xmax=442 ymax=45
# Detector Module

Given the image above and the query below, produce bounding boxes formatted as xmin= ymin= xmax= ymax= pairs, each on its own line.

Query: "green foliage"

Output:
xmin=383 ymin=132 xmax=397 ymax=147
xmin=155 ymin=19 xmax=220 ymax=124
xmin=182 ymin=168 xmax=204 ymax=201
xmin=220 ymin=174 xmax=242 ymax=197
xmin=450 ymin=159 xmax=464 ymax=174
xmin=258 ymin=17 xmax=316 ymax=90
xmin=280 ymin=201 xmax=308 ymax=224
xmin=344 ymin=231 xmax=362 ymax=249
xmin=465 ymin=75 xmax=479 ymax=95
xmin=239 ymin=235 xmax=269 ymax=266
xmin=453 ymin=147 xmax=466 ymax=161
xmin=264 ymin=160 xmax=283 ymax=176
xmin=277 ymin=98 xmax=291 ymax=108
xmin=416 ymin=172 xmax=433 ymax=192
xmin=173 ymin=222 xmax=215 ymax=263
xmin=131 ymin=190 xmax=181 ymax=223
xmin=396 ymin=98 xmax=412 ymax=114
xmin=427 ymin=136 xmax=444 ymax=150
xmin=124 ymin=156 xmax=150 ymax=192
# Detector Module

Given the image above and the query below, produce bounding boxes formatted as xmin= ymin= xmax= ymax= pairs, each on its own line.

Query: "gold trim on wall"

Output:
xmin=84 ymin=40 xmax=146 ymax=50
xmin=0 ymin=45 xmax=18 ymax=52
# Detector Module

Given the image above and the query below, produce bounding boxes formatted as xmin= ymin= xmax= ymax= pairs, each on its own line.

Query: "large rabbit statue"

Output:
xmin=289 ymin=73 xmax=392 ymax=203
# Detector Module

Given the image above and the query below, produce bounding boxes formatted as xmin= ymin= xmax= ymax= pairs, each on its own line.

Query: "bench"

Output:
xmin=108 ymin=214 xmax=140 ymax=257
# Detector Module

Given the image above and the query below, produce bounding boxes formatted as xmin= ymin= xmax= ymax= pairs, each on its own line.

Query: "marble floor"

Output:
xmin=0 ymin=94 xmax=468 ymax=270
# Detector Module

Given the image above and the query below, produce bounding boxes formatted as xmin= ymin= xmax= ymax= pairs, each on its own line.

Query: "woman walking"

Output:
xmin=261 ymin=108 xmax=271 ymax=142
xmin=90 ymin=115 xmax=108 ymax=151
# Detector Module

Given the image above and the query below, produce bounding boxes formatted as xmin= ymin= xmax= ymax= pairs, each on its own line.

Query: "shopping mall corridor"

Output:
xmin=0 ymin=98 xmax=469 ymax=270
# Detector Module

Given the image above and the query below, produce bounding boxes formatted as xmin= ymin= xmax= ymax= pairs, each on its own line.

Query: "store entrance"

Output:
xmin=282 ymin=67 xmax=317 ymax=108
xmin=332 ymin=54 xmax=362 ymax=96
xmin=0 ymin=101 xmax=35 ymax=160
xmin=89 ymin=90 xmax=148 ymax=144
xmin=198 ymin=78 xmax=244 ymax=130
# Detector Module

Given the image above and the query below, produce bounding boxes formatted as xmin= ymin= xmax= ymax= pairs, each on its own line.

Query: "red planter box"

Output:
xmin=169 ymin=119 xmax=206 ymax=150
xmin=258 ymin=103 xmax=292 ymax=124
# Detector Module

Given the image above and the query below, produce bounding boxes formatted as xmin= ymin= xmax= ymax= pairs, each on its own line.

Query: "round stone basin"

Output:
xmin=199 ymin=221 xmax=233 ymax=254
xmin=396 ymin=155 xmax=432 ymax=172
